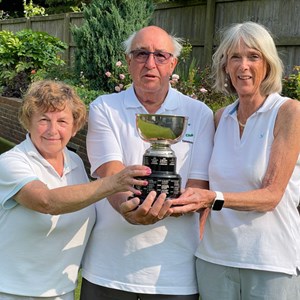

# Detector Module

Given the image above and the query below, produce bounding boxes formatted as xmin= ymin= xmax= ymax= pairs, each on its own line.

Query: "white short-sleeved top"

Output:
xmin=0 ymin=134 xmax=96 ymax=296
xmin=82 ymin=85 xmax=214 ymax=294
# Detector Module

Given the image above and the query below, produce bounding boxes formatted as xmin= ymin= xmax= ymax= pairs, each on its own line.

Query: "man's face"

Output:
xmin=126 ymin=26 xmax=178 ymax=99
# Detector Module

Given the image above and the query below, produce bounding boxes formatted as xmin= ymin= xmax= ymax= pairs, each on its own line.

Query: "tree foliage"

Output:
xmin=71 ymin=0 xmax=154 ymax=91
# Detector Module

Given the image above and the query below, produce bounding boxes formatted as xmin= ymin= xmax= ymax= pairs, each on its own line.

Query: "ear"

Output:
xmin=170 ymin=57 xmax=178 ymax=73
xmin=72 ymin=129 xmax=77 ymax=137
xmin=125 ymin=54 xmax=131 ymax=67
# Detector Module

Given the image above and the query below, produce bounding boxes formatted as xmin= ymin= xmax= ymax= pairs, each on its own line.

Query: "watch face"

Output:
xmin=212 ymin=199 xmax=224 ymax=211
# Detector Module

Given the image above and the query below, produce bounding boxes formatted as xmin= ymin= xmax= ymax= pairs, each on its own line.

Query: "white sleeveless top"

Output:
xmin=195 ymin=93 xmax=300 ymax=275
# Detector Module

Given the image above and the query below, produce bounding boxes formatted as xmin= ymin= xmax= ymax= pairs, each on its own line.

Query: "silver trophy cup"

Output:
xmin=134 ymin=114 xmax=188 ymax=202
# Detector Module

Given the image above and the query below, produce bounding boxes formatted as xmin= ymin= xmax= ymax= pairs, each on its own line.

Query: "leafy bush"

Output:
xmin=72 ymin=0 xmax=154 ymax=91
xmin=282 ymin=66 xmax=300 ymax=100
xmin=29 ymin=65 xmax=104 ymax=106
xmin=23 ymin=0 xmax=47 ymax=19
xmin=0 ymin=29 xmax=67 ymax=97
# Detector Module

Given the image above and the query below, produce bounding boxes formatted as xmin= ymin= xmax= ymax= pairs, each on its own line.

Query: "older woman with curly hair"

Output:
xmin=0 ymin=80 xmax=151 ymax=300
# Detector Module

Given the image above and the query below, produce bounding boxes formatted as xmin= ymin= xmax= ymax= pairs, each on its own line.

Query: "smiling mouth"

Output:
xmin=44 ymin=138 xmax=60 ymax=142
xmin=238 ymin=75 xmax=252 ymax=80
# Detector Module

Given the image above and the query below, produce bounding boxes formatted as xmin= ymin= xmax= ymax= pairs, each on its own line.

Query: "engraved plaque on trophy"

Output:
xmin=134 ymin=114 xmax=188 ymax=202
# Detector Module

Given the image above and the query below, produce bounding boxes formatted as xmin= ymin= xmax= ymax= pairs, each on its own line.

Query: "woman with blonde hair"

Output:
xmin=171 ymin=22 xmax=300 ymax=299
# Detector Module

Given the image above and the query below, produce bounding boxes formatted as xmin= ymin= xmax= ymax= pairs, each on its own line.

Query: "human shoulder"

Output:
xmin=214 ymin=107 xmax=226 ymax=128
xmin=0 ymin=141 xmax=28 ymax=164
xmin=277 ymin=97 xmax=300 ymax=126
xmin=270 ymin=94 xmax=300 ymax=140
xmin=90 ymin=92 xmax=117 ymax=106
xmin=280 ymin=97 xmax=300 ymax=112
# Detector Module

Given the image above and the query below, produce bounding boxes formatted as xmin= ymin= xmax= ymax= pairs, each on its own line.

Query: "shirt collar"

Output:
xmin=124 ymin=84 xmax=179 ymax=112
xmin=226 ymin=93 xmax=281 ymax=118
xmin=23 ymin=133 xmax=77 ymax=175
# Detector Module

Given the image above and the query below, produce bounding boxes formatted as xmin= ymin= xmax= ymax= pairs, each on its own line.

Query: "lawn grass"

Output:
xmin=75 ymin=272 xmax=82 ymax=300
xmin=0 ymin=137 xmax=15 ymax=154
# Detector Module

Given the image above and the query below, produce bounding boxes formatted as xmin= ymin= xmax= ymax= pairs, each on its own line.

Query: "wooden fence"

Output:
xmin=0 ymin=0 xmax=299 ymax=74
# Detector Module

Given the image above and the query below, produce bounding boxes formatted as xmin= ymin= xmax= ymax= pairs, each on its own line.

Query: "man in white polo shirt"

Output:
xmin=80 ymin=26 xmax=214 ymax=300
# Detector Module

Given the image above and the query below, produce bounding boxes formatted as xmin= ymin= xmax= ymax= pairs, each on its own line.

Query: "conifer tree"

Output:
xmin=72 ymin=0 xmax=154 ymax=91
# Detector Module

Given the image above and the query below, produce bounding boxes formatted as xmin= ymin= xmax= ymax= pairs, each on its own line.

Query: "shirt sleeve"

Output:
xmin=0 ymin=152 xmax=38 ymax=209
xmin=86 ymin=97 xmax=123 ymax=178
xmin=187 ymin=103 xmax=215 ymax=181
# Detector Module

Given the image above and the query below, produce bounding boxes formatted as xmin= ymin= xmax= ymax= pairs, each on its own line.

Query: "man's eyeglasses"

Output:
xmin=130 ymin=50 xmax=173 ymax=65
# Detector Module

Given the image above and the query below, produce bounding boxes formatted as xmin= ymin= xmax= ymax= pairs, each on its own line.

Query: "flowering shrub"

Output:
xmin=105 ymin=60 xmax=132 ymax=92
xmin=170 ymin=56 xmax=234 ymax=110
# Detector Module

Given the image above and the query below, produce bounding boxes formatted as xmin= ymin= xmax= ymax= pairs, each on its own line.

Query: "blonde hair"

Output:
xmin=19 ymin=80 xmax=86 ymax=132
xmin=212 ymin=21 xmax=283 ymax=96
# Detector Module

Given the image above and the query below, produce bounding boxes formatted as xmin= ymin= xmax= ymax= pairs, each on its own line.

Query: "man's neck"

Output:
xmin=134 ymin=89 xmax=169 ymax=114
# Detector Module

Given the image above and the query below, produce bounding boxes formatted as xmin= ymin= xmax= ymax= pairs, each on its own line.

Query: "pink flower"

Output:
xmin=115 ymin=86 xmax=121 ymax=92
xmin=116 ymin=61 xmax=122 ymax=67
xmin=200 ymin=88 xmax=208 ymax=93
xmin=119 ymin=84 xmax=124 ymax=89
xmin=119 ymin=74 xmax=125 ymax=80
xmin=105 ymin=71 xmax=111 ymax=77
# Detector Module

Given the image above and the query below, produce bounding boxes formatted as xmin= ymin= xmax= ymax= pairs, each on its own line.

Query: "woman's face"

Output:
xmin=28 ymin=104 xmax=76 ymax=160
xmin=225 ymin=39 xmax=267 ymax=98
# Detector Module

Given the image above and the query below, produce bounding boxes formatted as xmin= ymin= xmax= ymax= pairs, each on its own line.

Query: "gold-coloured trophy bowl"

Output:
xmin=134 ymin=114 xmax=188 ymax=202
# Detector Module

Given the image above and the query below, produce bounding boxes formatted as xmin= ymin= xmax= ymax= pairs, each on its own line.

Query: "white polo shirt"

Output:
xmin=0 ymin=134 xmax=96 ymax=297
xmin=83 ymin=85 xmax=214 ymax=294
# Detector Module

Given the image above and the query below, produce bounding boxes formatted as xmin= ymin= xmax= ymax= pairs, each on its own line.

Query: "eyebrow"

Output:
xmin=133 ymin=47 xmax=168 ymax=52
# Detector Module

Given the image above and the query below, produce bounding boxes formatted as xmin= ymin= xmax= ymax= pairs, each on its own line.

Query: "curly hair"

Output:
xmin=19 ymin=80 xmax=86 ymax=132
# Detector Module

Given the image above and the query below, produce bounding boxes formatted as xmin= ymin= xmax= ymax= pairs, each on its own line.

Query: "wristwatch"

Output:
xmin=212 ymin=191 xmax=224 ymax=211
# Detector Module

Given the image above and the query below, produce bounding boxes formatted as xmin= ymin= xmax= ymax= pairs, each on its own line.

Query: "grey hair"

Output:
xmin=212 ymin=21 xmax=283 ymax=96
xmin=123 ymin=31 xmax=183 ymax=58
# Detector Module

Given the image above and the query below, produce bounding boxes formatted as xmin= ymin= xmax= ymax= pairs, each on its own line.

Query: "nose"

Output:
xmin=144 ymin=53 xmax=156 ymax=69
xmin=239 ymin=57 xmax=249 ymax=71
xmin=48 ymin=121 xmax=58 ymax=135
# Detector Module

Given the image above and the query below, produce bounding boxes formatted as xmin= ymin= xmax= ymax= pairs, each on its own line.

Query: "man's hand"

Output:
xmin=120 ymin=191 xmax=173 ymax=225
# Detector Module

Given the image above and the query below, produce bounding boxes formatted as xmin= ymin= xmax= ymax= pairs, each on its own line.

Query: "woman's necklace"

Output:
xmin=237 ymin=106 xmax=247 ymax=128
xmin=238 ymin=119 xmax=246 ymax=128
